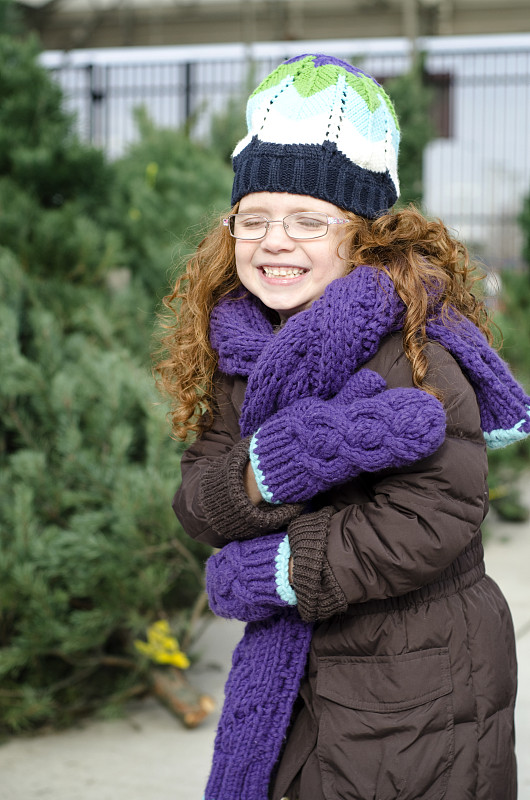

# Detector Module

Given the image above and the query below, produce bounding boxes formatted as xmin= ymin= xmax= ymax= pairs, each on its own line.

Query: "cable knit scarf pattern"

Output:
xmin=204 ymin=265 xmax=530 ymax=800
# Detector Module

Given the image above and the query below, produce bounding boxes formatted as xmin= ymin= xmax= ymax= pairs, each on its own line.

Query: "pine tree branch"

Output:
xmin=7 ymin=402 xmax=35 ymax=449
xmin=181 ymin=590 xmax=209 ymax=653
xmin=47 ymin=666 xmax=96 ymax=694
xmin=98 ymin=655 xmax=136 ymax=669
xmin=49 ymin=650 xmax=136 ymax=670
xmin=170 ymin=537 xmax=206 ymax=584
xmin=111 ymin=682 xmax=148 ymax=701
xmin=141 ymin=537 xmax=206 ymax=585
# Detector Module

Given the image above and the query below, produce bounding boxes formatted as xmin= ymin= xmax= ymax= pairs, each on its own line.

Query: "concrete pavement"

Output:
xmin=1 ymin=482 xmax=530 ymax=800
xmin=0 ymin=617 xmax=245 ymax=800
xmin=482 ymin=479 xmax=530 ymax=797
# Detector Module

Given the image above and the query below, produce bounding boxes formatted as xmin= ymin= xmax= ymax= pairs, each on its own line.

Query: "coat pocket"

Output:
xmin=316 ymin=647 xmax=454 ymax=800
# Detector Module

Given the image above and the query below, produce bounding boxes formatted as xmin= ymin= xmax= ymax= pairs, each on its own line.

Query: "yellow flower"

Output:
xmin=134 ymin=620 xmax=190 ymax=670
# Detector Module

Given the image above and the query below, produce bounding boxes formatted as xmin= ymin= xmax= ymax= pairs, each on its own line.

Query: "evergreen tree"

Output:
xmin=0 ymin=34 xmax=119 ymax=282
xmin=208 ymin=93 xmax=248 ymax=164
xmin=0 ymin=32 xmax=234 ymax=732
xmin=206 ymin=64 xmax=257 ymax=165
xmin=0 ymin=0 xmax=22 ymax=34
xmin=519 ymin=190 xmax=530 ymax=267
xmin=0 ymin=250 xmax=210 ymax=732
xmin=485 ymin=163 xmax=530 ymax=519
xmin=485 ymin=268 xmax=530 ymax=521
xmin=109 ymin=108 xmax=233 ymax=296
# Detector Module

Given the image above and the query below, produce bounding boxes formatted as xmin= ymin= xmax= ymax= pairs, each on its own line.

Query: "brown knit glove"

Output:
xmin=288 ymin=506 xmax=347 ymax=622
xmin=198 ymin=437 xmax=304 ymax=541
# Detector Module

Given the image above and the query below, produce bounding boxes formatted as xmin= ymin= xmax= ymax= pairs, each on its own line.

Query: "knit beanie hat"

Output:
xmin=231 ymin=53 xmax=400 ymax=218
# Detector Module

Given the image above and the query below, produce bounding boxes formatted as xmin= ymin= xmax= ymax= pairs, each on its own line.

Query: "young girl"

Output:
xmin=158 ymin=54 xmax=529 ymax=800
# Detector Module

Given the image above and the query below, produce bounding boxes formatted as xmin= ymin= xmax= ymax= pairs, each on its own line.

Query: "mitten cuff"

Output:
xmin=233 ymin=533 xmax=297 ymax=607
xmin=198 ymin=437 xmax=304 ymax=541
xmin=249 ymin=432 xmax=278 ymax=504
xmin=274 ymin=534 xmax=297 ymax=605
xmin=249 ymin=405 xmax=324 ymax=505
xmin=288 ymin=507 xmax=347 ymax=622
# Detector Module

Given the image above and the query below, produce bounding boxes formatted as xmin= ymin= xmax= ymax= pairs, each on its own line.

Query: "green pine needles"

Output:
xmin=0 ymin=252 xmax=211 ymax=732
xmin=0 ymin=30 xmax=232 ymax=733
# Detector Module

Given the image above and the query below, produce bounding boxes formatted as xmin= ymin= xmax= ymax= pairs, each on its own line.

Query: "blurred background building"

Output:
xmin=14 ymin=0 xmax=530 ymax=51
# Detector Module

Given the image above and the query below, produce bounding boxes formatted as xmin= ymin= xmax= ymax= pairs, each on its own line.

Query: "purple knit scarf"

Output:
xmin=204 ymin=266 xmax=530 ymax=800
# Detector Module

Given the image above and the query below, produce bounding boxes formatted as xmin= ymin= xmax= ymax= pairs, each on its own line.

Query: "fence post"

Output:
xmin=183 ymin=62 xmax=193 ymax=134
xmin=87 ymin=63 xmax=106 ymax=147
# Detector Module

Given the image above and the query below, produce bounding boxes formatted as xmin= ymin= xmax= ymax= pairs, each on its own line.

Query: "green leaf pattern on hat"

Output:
xmin=251 ymin=55 xmax=399 ymax=130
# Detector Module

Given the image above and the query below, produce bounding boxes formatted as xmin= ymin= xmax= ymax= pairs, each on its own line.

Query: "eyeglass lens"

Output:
xmin=230 ymin=212 xmax=329 ymax=240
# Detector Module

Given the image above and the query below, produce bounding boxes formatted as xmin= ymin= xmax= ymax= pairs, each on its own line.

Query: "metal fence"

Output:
xmin=42 ymin=37 xmax=530 ymax=269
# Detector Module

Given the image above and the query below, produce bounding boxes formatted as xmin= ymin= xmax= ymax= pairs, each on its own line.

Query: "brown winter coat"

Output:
xmin=173 ymin=333 xmax=517 ymax=800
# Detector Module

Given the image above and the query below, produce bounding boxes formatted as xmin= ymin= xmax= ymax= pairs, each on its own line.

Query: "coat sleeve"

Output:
xmin=288 ymin=343 xmax=490 ymax=622
xmin=172 ymin=372 xmax=304 ymax=548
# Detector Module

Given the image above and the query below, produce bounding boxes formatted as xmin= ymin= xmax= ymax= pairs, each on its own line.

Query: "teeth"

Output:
xmin=262 ymin=267 xmax=306 ymax=277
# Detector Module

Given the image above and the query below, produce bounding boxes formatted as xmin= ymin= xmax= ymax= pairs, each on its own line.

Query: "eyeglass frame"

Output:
xmin=222 ymin=212 xmax=350 ymax=241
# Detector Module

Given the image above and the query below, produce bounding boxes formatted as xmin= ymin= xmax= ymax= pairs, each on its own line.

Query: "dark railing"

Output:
xmin=42 ymin=38 xmax=530 ymax=269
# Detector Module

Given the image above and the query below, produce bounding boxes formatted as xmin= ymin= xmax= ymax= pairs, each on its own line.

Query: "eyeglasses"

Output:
xmin=223 ymin=212 xmax=349 ymax=241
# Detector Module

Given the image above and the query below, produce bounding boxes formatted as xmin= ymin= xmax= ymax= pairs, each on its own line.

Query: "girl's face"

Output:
xmin=234 ymin=192 xmax=348 ymax=321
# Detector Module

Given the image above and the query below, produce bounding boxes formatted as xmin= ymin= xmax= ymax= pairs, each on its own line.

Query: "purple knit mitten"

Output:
xmin=249 ymin=369 xmax=447 ymax=504
xmin=206 ymin=533 xmax=296 ymax=622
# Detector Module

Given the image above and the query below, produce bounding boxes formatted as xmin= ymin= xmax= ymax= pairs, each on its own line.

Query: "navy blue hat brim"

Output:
xmin=231 ymin=138 xmax=398 ymax=219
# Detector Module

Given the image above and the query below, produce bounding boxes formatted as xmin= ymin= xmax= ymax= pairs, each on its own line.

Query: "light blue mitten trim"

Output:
xmin=275 ymin=534 xmax=297 ymax=606
xmin=485 ymin=406 xmax=530 ymax=449
xmin=249 ymin=431 xmax=281 ymax=504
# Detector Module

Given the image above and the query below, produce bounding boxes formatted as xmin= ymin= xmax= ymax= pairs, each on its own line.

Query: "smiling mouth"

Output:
xmin=261 ymin=266 xmax=308 ymax=277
